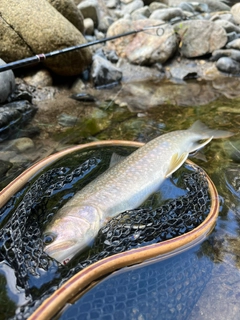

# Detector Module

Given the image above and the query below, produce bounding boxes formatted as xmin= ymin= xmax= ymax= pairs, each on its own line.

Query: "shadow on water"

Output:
xmin=0 ymin=77 xmax=240 ymax=319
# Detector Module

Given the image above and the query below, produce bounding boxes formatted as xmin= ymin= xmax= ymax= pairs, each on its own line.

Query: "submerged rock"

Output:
xmin=0 ymin=0 xmax=92 ymax=76
xmin=58 ymin=113 xmax=78 ymax=127
xmin=0 ymin=100 xmax=37 ymax=142
xmin=10 ymin=137 xmax=35 ymax=153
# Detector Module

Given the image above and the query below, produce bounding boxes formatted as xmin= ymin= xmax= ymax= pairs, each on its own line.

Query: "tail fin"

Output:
xmin=188 ymin=120 xmax=234 ymax=139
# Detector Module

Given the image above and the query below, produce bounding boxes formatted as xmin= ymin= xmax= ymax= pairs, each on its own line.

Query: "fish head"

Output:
xmin=43 ymin=205 xmax=101 ymax=265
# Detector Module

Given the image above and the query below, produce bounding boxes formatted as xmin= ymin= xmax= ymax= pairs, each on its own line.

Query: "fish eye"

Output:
xmin=43 ymin=233 xmax=56 ymax=245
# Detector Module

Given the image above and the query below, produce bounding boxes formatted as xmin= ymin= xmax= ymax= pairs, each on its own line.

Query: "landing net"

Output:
xmin=0 ymin=146 xmax=211 ymax=319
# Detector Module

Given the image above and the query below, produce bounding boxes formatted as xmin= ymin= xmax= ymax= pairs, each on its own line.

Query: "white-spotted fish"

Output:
xmin=43 ymin=121 xmax=233 ymax=264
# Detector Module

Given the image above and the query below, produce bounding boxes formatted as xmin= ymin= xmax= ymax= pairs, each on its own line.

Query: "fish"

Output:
xmin=43 ymin=121 xmax=233 ymax=264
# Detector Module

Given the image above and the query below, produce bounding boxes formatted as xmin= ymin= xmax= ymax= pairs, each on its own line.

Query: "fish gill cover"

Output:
xmin=0 ymin=146 xmax=211 ymax=319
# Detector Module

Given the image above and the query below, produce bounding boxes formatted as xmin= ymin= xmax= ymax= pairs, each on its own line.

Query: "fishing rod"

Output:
xmin=0 ymin=24 xmax=165 ymax=73
xmin=0 ymin=13 xmax=201 ymax=73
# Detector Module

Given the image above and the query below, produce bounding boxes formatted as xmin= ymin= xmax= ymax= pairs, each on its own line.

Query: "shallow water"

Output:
xmin=0 ymin=78 xmax=240 ymax=319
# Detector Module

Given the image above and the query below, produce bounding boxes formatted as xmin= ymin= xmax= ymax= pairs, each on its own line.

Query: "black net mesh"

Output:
xmin=0 ymin=146 xmax=211 ymax=319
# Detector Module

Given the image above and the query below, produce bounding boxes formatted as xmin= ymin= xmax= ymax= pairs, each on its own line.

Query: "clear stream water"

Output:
xmin=1 ymin=77 xmax=240 ymax=319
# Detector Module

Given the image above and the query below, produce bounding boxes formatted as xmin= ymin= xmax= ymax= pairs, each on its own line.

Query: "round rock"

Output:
xmin=231 ymin=3 xmax=240 ymax=25
xmin=23 ymin=69 xmax=53 ymax=87
xmin=216 ymin=57 xmax=240 ymax=74
xmin=226 ymin=39 xmax=240 ymax=50
xmin=107 ymin=19 xmax=179 ymax=65
xmin=149 ymin=8 xmax=186 ymax=21
xmin=0 ymin=59 xmax=15 ymax=104
xmin=0 ymin=0 xmax=92 ymax=76
xmin=174 ymin=20 xmax=228 ymax=58
xmin=11 ymin=137 xmax=35 ymax=153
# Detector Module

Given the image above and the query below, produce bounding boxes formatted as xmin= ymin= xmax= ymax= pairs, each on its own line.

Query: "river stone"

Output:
xmin=149 ymin=2 xmax=168 ymax=12
xmin=132 ymin=6 xmax=151 ymax=18
xmin=107 ymin=19 xmax=178 ymax=65
xmin=84 ymin=18 xmax=95 ymax=35
xmin=23 ymin=69 xmax=53 ymax=87
xmin=231 ymin=3 xmax=240 ymax=25
xmin=78 ymin=0 xmax=99 ymax=27
xmin=0 ymin=0 xmax=92 ymax=76
xmin=78 ymin=0 xmax=112 ymax=32
xmin=226 ymin=39 xmax=240 ymax=50
xmin=216 ymin=57 xmax=240 ymax=74
xmin=211 ymin=49 xmax=240 ymax=62
xmin=91 ymin=55 xmax=122 ymax=87
xmin=106 ymin=0 xmax=118 ymax=9
xmin=227 ymin=32 xmax=240 ymax=44
xmin=174 ymin=20 xmax=227 ymax=58
xmin=169 ymin=0 xmax=230 ymax=12
xmin=11 ymin=137 xmax=35 ymax=153
xmin=149 ymin=8 xmax=186 ymax=21
xmin=0 ymin=59 xmax=15 ymax=104
xmin=47 ymin=0 xmax=84 ymax=33
xmin=178 ymin=2 xmax=195 ymax=13
xmin=122 ymin=0 xmax=144 ymax=15
xmin=211 ymin=13 xmax=236 ymax=24
xmin=213 ymin=20 xmax=240 ymax=34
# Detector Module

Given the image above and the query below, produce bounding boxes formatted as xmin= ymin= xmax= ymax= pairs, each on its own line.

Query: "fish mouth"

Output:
xmin=44 ymin=239 xmax=77 ymax=255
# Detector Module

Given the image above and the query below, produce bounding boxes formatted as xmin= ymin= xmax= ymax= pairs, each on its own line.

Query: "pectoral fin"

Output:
xmin=166 ymin=152 xmax=188 ymax=177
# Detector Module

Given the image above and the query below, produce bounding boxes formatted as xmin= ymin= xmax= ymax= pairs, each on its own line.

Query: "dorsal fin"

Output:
xmin=188 ymin=120 xmax=234 ymax=139
xmin=109 ymin=153 xmax=126 ymax=168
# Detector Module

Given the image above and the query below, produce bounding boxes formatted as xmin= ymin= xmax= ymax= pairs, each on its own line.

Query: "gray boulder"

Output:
xmin=211 ymin=49 xmax=240 ymax=62
xmin=91 ymin=55 xmax=122 ymax=87
xmin=174 ymin=20 xmax=227 ymax=58
xmin=0 ymin=59 xmax=15 ymax=104
xmin=0 ymin=0 xmax=92 ymax=76
xmin=216 ymin=57 xmax=240 ymax=74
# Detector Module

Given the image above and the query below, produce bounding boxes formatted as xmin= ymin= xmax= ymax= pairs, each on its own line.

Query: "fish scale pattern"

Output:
xmin=0 ymin=147 xmax=211 ymax=320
